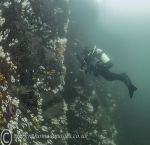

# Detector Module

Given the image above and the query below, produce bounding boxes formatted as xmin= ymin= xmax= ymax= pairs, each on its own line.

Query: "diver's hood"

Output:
xmin=95 ymin=48 xmax=103 ymax=54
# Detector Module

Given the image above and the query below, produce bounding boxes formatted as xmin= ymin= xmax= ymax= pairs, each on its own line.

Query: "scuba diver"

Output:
xmin=77 ymin=46 xmax=137 ymax=98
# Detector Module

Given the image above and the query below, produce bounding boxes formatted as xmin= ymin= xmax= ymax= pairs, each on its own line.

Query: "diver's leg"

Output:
xmin=100 ymin=70 xmax=137 ymax=98
xmin=118 ymin=73 xmax=137 ymax=98
xmin=100 ymin=69 xmax=122 ymax=81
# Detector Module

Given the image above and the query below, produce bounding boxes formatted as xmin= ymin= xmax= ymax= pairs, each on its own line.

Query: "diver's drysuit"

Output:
xmin=77 ymin=46 xmax=137 ymax=98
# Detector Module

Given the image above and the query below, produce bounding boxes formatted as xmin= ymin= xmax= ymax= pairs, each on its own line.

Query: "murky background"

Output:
xmin=70 ymin=0 xmax=150 ymax=144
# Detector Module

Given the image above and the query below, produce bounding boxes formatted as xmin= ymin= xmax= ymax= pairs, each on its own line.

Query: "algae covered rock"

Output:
xmin=0 ymin=0 xmax=69 ymax=144
xmin=0 ymin=0 xmax=118 ymax=145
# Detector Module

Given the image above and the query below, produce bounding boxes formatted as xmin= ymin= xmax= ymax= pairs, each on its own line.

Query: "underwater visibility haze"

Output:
xmin=0 ymin=0 xmax=150 ymax=145
xmin=70 ymin=0 xmax=150 ymax=145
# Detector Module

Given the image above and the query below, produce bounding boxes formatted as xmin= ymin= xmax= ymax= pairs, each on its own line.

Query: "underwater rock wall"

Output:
xmin=0 ymin=0 xmax=118 ymax=145
xmin=63 ymin=32 xmax=118 ymax=145
xmin=0 ymin=0 xmax=69 ymax=144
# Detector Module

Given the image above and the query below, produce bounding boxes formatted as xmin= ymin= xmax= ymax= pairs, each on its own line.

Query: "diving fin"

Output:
xmin=128 ymin=83 xmax=137 ymax=99
xmin=120 ymin=73 xmax=137 ymax=98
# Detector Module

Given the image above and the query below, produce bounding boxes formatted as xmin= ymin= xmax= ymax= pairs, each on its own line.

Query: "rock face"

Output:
xmin=0 ymin=0 xmax=69 ymax=145
xmin=64 ymin=40 xmax=117 ymax=145
xmin=0 ymin=0 xmax=117 ymax=145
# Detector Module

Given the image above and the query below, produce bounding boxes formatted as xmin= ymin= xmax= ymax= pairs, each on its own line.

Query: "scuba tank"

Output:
xmin=93 ymin=46 xmax=112 ymax=69
xmin=101 ymin=52 xmax=110 ymax=64
xmin=93 ymin=46 xmax=110 ymax=64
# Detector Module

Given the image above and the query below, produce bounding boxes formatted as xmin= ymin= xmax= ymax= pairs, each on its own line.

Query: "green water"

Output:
xmin=70 ymin=0 xmax=150 ymax=144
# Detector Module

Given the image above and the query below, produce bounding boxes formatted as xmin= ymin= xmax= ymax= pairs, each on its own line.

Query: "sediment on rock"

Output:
xmin=0 ymin=0 xmax=118 ymax=145
xmin=0 ymin=0 xmax=69 ymax=144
